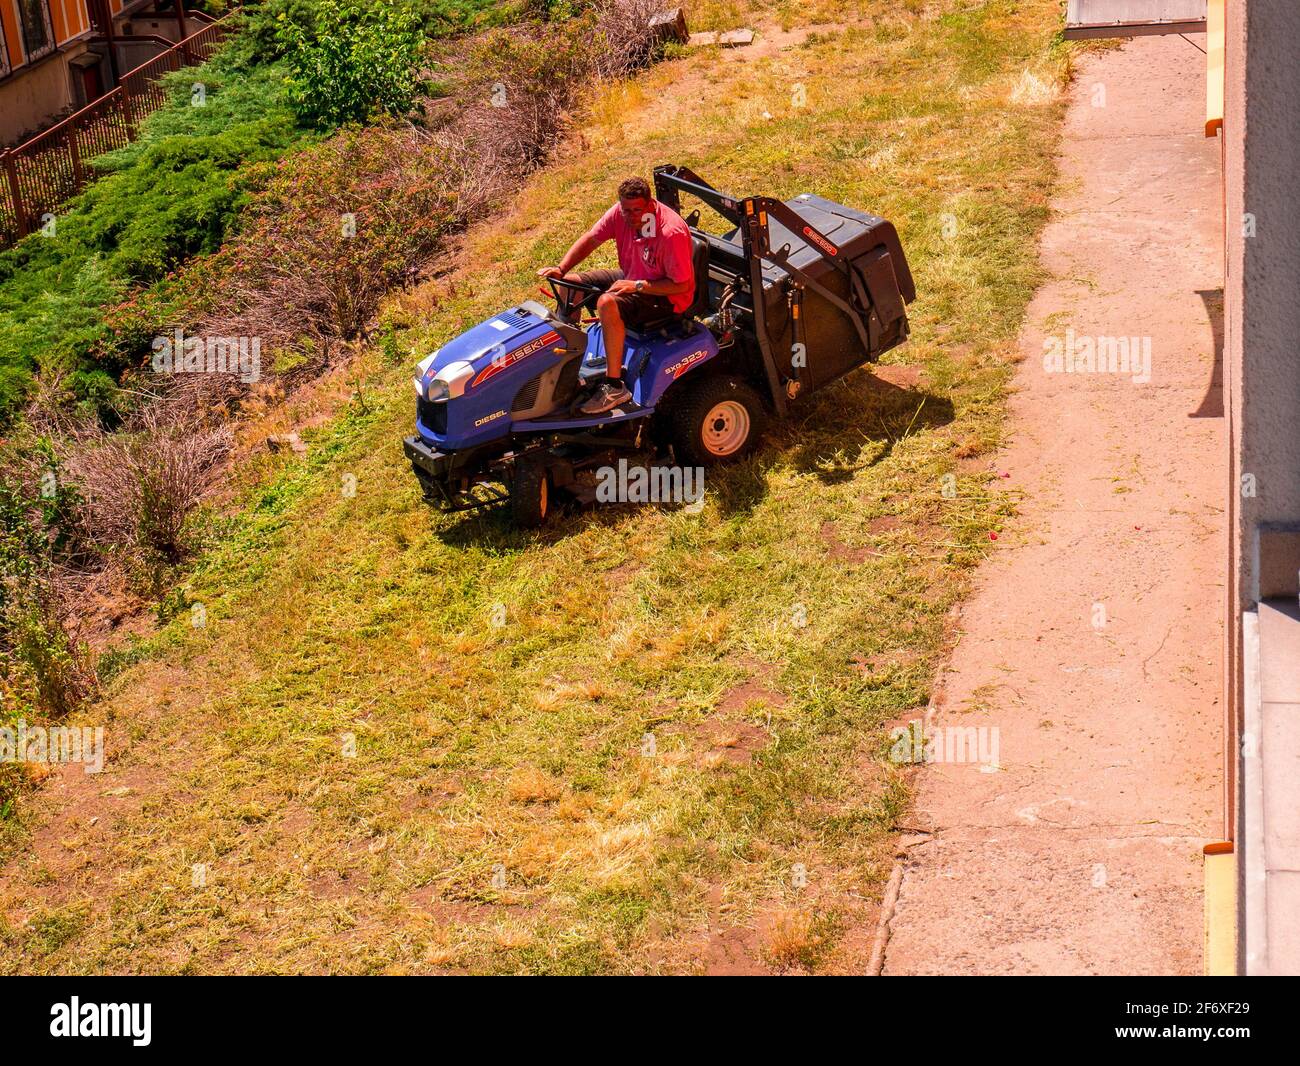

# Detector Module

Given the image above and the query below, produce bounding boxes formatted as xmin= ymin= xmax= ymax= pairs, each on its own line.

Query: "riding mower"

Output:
xmin=403 ymin=165 xmax=916 ymax=526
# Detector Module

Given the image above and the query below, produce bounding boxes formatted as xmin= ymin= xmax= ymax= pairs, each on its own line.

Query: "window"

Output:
xmin=14 ymin=0 xmax=56 ymax=63
xmin=0 ymin=15 xmax=12 ymax=78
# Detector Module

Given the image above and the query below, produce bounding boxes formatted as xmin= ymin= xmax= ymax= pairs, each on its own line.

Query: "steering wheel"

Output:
xmin=538 ymin=275 xmax=607 ymax=323
xmin=542 ymin=275 xmax=606 ymax=308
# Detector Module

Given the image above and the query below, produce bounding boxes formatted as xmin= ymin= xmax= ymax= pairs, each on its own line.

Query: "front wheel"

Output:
xmin=669 ymin=375 xmax=767 ymax=466
xmin=510 ymin=457 xmax=552 ymax=528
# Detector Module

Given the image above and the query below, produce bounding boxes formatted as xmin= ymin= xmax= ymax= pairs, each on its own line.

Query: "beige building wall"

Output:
xmin=1229 ymin=0 xmax=1300 ymax=585
xmin=1224 ymin=0 xmax=1300 ymax=975
xmin=0 ymin=50 xmax=80 ymax=145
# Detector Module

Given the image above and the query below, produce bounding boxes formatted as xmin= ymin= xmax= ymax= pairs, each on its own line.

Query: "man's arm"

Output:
xmin=607 ymin=277 xmax=693 ymax=297
xmin=608 ymin=225 xmax=694 ymax=296
xmin=539 ymin=210 xmax=614 ymax=278
xmin=539 ymin=232 xmax=604 ymax=278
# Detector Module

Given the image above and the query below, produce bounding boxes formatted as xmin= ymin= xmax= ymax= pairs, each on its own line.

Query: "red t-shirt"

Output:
xmin=586 ymin=200 xmax=696 ymax=313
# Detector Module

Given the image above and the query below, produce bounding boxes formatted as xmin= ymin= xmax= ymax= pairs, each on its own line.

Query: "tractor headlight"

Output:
xmin=427 ymin=360 xmax=474 ymax=403
xmin=413 ymin=354 xmax=473 ymax=403
xmin=414 ymin=350 xmax=439 ymax=400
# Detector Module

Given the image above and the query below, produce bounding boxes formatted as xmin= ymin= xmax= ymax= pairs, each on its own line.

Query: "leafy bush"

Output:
xmin=0 ymin=448 xmax=97 ymax=725
xmin=277 ymin=0 xmax=428 ymax=127
xmin=0 ymin=59 xmax=306 ymax=423
xmin=5 ymin=600 xmax=98 ymax=720
xmin=226 ymin=0 xmax=510 ymax=67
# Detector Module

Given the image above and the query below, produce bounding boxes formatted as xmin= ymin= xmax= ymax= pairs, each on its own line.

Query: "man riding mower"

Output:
xmin=403 ymin=164 xmax=916 ymax=527
xmin=539 ymin=175 xmax=697 ymax=416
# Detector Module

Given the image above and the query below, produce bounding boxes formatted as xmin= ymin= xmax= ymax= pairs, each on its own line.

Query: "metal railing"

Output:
xmin=0 ymin=12 xmax=236 ymax=249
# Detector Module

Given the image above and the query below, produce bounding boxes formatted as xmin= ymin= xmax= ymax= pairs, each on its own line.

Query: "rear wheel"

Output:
xmin=670 ymin=375 xmax=767 ymax=466
xmin=510 ymin=457 xmax=551 ymax=528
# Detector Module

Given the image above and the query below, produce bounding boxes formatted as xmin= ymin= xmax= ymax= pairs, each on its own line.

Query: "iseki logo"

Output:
xmin=151 ymin=328 xmax=262 ymax=384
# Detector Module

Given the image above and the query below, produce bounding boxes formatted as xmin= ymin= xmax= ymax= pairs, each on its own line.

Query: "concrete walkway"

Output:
xmin=884 ymin=34 xmax=1224 ymax=975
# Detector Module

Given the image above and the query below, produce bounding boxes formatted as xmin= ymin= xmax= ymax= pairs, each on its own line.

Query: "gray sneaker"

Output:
xmin=578 ymin=381 xmax=633 ymax=415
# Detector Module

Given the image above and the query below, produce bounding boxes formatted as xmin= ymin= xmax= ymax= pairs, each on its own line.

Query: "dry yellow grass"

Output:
xmin=506 ymin=767 xmax=565 ymax=804
xmin=764 ymin=907 xmax=825 ymax=969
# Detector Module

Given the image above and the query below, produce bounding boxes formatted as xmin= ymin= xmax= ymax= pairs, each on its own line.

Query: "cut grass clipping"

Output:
xmin=0 ymin=0 xmax=1069 ymax=974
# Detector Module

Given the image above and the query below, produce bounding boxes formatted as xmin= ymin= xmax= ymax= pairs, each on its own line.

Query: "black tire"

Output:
xmin=669 ymin=375 xmax=767 ymax=466
xmin=510 ymin=458 xmax=551 ymax=528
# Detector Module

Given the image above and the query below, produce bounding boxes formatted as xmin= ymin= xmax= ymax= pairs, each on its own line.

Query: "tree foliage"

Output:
xmin=277 ymin=0 xmax=427 ymax=127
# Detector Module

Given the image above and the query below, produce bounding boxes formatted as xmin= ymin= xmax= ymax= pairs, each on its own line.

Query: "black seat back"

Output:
xmin=684 ymin=234 xmax=711 ymax=318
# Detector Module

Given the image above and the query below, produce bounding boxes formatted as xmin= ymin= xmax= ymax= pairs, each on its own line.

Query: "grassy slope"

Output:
xmin=0 ymin=0 xmax=1067 ymax=974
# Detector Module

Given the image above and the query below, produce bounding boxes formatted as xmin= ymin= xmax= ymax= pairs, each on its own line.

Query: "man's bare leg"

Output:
xmin=596 ymin=292 xmax=626 ymax=383
xmin=578 ymin=293 xmax=633 ymax=414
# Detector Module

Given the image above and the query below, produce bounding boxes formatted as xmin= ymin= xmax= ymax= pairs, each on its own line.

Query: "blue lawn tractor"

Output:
xmin=403 ymin=165 xmax=916 ymax=526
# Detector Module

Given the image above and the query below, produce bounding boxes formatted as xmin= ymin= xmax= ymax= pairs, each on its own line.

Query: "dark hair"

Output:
xmin=617 ymin=176 xmax=652 ymax=201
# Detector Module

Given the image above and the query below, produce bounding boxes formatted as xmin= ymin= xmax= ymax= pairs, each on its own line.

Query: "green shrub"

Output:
xmin=226 ymin=0 xmax=510 ymax=68
xmin=5 ymin=600 xmax=97 ymax=720
xmin=277 ymin=0 xmax=428 ymax=127
xmin=0 ymin=457 xmax=96 ymax=724
xmin=0 ymin=58 xmax=305 ymax=423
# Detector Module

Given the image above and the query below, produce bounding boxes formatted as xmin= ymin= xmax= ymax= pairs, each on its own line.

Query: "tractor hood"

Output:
xmin=415 ymin=305 xmax=561 ymax=399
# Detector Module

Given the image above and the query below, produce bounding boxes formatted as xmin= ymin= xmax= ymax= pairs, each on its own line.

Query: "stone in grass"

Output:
xmin=688 ymin=29 xmax=756 ymax=48
xmin=718 ymin=28 xmax=755 ymax=47
xmin=266 ymin=432 xmax=307 ymax=455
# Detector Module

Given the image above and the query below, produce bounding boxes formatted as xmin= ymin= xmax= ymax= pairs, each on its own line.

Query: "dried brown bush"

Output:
xmin=201 ymin=122 xmax=465 ymax=358
xmin=65 ymin=407 xmax=232 ymax=571
xmin=449 ymin=0 xmax=663 ymax=176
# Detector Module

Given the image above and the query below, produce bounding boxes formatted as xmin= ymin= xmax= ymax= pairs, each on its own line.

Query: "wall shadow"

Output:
xmin=1191 ymin=287 xmax=1224 ymax=418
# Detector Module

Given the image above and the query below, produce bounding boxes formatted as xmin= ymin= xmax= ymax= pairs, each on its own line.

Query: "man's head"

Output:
xmin=617 ymin=176 xmax=653 ymax=223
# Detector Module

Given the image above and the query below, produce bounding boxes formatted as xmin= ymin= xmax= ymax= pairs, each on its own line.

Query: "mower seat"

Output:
xmin=627 ymin=235 xmax=711 ymax=336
